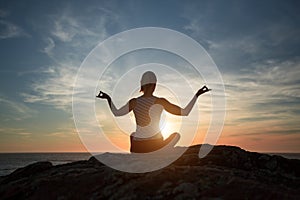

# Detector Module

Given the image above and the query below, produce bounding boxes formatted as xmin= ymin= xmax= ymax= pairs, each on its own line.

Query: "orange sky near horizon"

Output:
xmin=1 ymin=125 xmax=298 ymax=153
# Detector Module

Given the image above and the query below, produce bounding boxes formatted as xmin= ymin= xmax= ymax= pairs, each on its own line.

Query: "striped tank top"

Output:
xmin=132 ymin=96 xmax=163 ymax=140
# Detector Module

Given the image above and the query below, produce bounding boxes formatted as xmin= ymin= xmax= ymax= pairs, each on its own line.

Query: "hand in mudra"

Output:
xmin=96 ymin=91 xmax=110 ymax=100
xmin=196 ymin=86 xmax=211 ymax=97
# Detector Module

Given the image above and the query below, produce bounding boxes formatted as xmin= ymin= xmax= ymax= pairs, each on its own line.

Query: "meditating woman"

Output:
xmin=96 ymin=71 xmax=210 ymax=153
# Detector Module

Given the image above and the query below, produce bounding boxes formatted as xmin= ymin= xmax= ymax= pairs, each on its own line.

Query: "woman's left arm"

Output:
xmin=157 ymin=86 xmax=210 ymax=116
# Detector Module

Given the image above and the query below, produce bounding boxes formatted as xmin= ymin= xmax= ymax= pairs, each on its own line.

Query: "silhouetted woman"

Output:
xmin=97 ymin=71 xmax=210 ymax=153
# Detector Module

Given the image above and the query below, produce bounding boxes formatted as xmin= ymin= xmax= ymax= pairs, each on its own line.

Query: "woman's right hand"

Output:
xmin=96 ymin=91 xmax=111 ymax=100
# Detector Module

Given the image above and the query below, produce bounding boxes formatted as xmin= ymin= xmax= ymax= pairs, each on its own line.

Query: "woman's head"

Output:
xmin=140 ymin=71 xmax=157 ymax=93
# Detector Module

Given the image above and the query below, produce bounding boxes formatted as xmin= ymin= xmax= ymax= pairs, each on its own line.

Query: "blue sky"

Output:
xmin=0 ymin=0 xmax=299 ymax=152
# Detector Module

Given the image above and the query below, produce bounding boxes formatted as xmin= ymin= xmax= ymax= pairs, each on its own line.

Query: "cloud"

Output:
xmin=0 ymin=96 xmax=37 ymax=121
xmin=0 ymin=127 xmax=32 ymax=137
xmin=17 ymin=132 xmax=32 ymax=136
xmin=0 ymin=8 xmax=29 ymax=39
xmin=22 ymin=64 xmax=77 ymax=111
xmin=182 ymin=1 xmax=300 ymax=72
xmin=0 ymin=128 xmax=23 ymax=133
xmin=51 ymin=15 xmax=80 ymax=42
xmin=42 ymin=37 xmax=55 ymax=57
xmin=226 ymin=59 xmax=300 ymax=104
xmin=0 ymin=20 xmax=29 ymax=39
xmin=23 ymin=4 xmax=122 ymax=111
xmin=181 ymin=1 xmax=300 ymax=138
xmin=46 ymin=127 xmax=77 ymax=138
xmin=49 ymin=6 xmax=117 ymax=44
xmin=223 ymin=59 xmax=300 ymax=135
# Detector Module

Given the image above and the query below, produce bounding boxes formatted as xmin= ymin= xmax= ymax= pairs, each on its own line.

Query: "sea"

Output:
xmin=0 ymin=153 xmax=91 ymax=176
xmin=0 ymin=152 xmax=299 ymax=177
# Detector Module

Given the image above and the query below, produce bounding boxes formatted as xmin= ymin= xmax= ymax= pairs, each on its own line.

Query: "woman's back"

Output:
xmin=132 ymin=96 xmax=163 ymax=140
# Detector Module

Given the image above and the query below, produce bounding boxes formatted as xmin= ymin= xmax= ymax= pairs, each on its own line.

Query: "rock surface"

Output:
xmin=0 ymin=144 xmax=299 ymax=200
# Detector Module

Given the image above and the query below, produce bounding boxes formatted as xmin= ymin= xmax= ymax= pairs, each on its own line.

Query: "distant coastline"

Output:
xmin=266 ymin=153 xmax=300 ymax=160
xmin=0 ymin=153 xmax=90 ymax=176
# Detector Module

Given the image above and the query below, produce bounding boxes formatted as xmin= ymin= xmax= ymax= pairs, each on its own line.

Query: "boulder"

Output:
xmin=0 ymin=145 xmax=299 ymax=199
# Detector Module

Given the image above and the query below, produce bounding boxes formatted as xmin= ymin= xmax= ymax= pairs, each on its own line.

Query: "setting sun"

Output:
xmin=160 ymin=111 xmax=182 ymax=139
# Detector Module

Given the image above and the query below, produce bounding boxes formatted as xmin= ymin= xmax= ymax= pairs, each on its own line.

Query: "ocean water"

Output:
xmin=267 ymin=153 xmax=300 ymax=160
xmin=0 ymin=152 xmax=299 ymax=177
xmin=0 ymin=153 xmax=91 ymax=176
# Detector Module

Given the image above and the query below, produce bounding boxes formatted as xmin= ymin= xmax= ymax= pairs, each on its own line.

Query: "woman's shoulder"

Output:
xmin=154 ymin=96 xmax=167 ymax=104
xmin=129 ymin=97 xmax=137 ymax=104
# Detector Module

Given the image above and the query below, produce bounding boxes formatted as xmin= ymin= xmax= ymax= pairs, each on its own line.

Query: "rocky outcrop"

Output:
xmin=0 ymin=145 xmax=299 ymax=199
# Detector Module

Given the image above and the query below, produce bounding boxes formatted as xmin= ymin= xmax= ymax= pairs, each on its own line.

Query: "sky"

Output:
xmin=0 ymin=0 xmax=299 ymax=152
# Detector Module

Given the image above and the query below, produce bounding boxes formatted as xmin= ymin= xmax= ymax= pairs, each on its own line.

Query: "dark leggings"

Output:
xmin=130 ymin=133 xmax=180 ymax=153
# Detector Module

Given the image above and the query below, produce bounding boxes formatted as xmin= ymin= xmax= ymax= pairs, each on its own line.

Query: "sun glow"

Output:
xmin=160 ymin=111 xmax=182 ymax=139
xmin=160 ymin=122 xmax=173 ymax=138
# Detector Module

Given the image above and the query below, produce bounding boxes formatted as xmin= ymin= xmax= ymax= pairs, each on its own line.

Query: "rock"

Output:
xmin=259 ymin=154 xmax=271 ymax=161
xmin=265 ymin=157 xmax=278 ymax=170
xmin=2 ymin=161 xmax=53 ymax=184
xmin=0 ymin=145 xmax=299 ymax=200
xmin=172 ymin=182 xmax=199 ymax=199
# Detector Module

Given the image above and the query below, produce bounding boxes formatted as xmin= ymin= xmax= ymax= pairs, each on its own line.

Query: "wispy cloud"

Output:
xmin=0 ymin=8 xmax=29 ymax=39
xmin=48 ymin=6 xmax=116 ymax=44
xmin=182 ymin=1 xmax=300 ymax=138
xmin=0 ymin=127 xmax=32 ymax=137
xmin=22 ymin=64 xmax=77 ymax=111
xmin=46 ymin=127 xmax=77 ymax=138
xmin=22 ymin=5 xmax=121 ymax=111
xmin=17 ymin=132 xmax=32 ymax=136
xmin=50 ymin=13 xmax=104 ymax=43
xmin=42 ymin=37 xmax=55 ymax=57
xmin=182 ymin=1 xmax=300 ymax=71
xmin=0 ymin=95 xmax=37 ymax=121
xmin=0 ymin=128 xmax=23 ymax=133
xmin=51 ymin=16 xmax=78 ymax=42
xmin=0 ymin=20 xmax=29 ymax=39
xmin=223 ymin=59 xmax=300 ymax=136
xmin=225 ymin=59 xmax=300 ymax=108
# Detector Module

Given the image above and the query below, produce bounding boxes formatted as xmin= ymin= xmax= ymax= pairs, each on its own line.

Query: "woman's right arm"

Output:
xmin=96 ymin=91 xmax=136 ymax=116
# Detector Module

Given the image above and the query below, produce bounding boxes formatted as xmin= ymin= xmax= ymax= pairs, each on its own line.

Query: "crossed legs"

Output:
xmin=130 ymin=132 xmax=180 ymax=153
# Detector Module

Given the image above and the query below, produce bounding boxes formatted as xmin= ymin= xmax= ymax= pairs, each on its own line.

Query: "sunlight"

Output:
xmin=160 ymin=111 xmax=182 ymax=139
xmin=160 ymin=122 xmax=173 ymax=138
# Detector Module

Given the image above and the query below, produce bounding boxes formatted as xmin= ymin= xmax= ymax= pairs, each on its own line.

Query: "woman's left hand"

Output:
xmin=196 ymin=86 xmax=211 ymax=97
xmin=96 ymin=91 xmax=111 ymax=100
